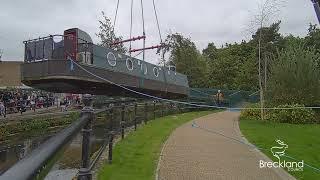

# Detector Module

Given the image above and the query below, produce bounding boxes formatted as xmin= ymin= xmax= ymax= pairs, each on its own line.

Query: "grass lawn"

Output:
xmin=240 ymin=117 xmax=320 ymax=180
xmin=97 ymin=110 xmax=214 ymax=180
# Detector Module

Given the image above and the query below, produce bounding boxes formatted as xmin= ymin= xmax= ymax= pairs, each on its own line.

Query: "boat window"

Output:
xmin=141 ymin=63 xmax=148 ymax=75
xmin=77 ymin=52 xmax=92 ymax=65
xmin=107 ymin=52 xmax=116 ymax=66
xmin=126 ymin=58 xmax=133 ymax=70
xmin=153 ymin=67 xmax=159 ymax=77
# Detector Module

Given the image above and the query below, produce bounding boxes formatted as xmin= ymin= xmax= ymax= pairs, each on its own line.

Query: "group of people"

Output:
xmin=0 ymin=89 xmax=55 ymax=117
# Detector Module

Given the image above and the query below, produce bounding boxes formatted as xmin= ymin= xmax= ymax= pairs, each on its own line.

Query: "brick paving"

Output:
xmin=157 ymin=111 xmax=295 ymax=180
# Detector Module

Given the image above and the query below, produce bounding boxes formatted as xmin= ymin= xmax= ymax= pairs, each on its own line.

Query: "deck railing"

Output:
xmin=23 ymin=35 xmax=92 ymax=63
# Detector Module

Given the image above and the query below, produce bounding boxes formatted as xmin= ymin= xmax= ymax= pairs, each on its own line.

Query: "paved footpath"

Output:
xmin=157 ymin=111 xmax=295 ymax=180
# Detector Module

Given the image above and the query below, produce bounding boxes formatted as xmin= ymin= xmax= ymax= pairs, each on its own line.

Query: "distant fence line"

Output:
xmin=189 ymin=88 xmax=259 ymax=107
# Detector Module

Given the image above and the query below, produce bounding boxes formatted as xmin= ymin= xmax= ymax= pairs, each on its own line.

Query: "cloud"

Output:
xmin=0 ymin=0 xmax=318 ymax=63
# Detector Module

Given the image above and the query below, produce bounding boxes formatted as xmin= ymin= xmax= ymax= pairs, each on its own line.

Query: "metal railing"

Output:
xmin=23 ymin=35 xmax=93 ymax=63
xmin=0 ymin=95 xmax=203 ymax=180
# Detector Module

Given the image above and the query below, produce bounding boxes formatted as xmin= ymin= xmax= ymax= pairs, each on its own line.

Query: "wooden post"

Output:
xmin=121 ymin=103 xmax=125 ymax=139
xmin=161 ymin=102 xmax=164 ymax=117
xmin=108 ymin=131 xmax=114 ymax=164
xmin=144 ymin=102 xmax=148 ymax=123
xmin=134 ymin=103 xmax=137 ymax=131
xmin=153 ymin=101 xmax=156 ymax=120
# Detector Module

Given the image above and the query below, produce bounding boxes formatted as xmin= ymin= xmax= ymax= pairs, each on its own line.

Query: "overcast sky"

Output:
xmin=0 ymin=0 xmax=318 ymax=64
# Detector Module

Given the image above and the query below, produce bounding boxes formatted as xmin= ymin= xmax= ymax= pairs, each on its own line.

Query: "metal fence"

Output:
xmin=24 ymin=35 xmax=92 ymax=63
xmin=0 ymin=95 xmax=203 ymax=180
xmin=189 ymin=88 xmax=260 ymax=107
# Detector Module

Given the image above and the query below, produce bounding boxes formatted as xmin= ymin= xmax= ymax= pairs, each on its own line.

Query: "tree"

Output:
xmin=202 ymin=43 xmax=218 ymax=61
xmin=160 ymin=33 xmax=208 ymax=88
xmin=251 ymin=21 xmax=284 ymax=57
xmin=305 ymin=23 xmax=320 ymax=53
xmin=268 ymin=41 xmax=320 ymax=106
xmin=204 ymin=40 xmax=258 ymax=91
xmin=96 ymin=11 xmax=127 ymax=53
xmin=235 ymin=42 xmax=258 ymax=91
xmin=248 ymin=0 xmax=285 ymax=120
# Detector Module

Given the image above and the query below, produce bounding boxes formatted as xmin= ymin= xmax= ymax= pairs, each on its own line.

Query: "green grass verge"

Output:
xmin=97 ymin=111 xmax=214 ymax=180
xmin=239 ymin=117 xmax=320 ymax=180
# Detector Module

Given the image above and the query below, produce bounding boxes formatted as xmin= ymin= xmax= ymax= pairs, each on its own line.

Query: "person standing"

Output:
xmin=215 ymin=90 xmax=224 ymax=106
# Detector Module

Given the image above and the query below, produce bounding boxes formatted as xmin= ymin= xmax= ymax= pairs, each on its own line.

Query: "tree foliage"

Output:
xmin=156 ymin=21 xmax=320 ymax=109
xmin=268 ymin=41 xmax=320 ymax=106
xmin=96 ymin=11 xmax=127 ymax=53
xmin=251 ymin=21 xmax=285 ymax=58
xmin=161 ymin=33 xmax=208 ymax=88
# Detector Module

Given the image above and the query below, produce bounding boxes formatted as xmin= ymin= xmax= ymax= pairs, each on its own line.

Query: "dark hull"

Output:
xmin=21 ymin=60 xmax=189 ymax=99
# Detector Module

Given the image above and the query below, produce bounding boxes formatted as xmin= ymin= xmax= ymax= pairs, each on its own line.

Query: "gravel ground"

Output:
xmin=157 ymin=111 xmax=295 ymax=180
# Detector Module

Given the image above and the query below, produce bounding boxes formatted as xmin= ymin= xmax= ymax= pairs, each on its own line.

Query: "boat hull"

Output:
xmin=21 ymin=60 xmax=189 ymax=99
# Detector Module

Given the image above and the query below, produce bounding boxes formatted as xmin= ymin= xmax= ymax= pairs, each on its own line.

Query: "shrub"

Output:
xmin=266 ymin=104 xmax=316 ymax=124
xmin=240 ymin=103 xmax=261 ymax=119
xmin=268 ymin=42 xmax=320 ymax=106
xmin=240 ymin=103 xmax=317 ymax=124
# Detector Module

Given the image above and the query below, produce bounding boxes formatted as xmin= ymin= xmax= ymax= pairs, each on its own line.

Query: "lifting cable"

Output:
xmin=152 ymin=0 xmax=166 ymax=67
xmin=152 ymin=0 xmax=162 ymax=42
xmin=129 ymin=0 xmax=134 ymax=56
xmin=140 ymin=0 xmax=146 ymax=62
xmin=113 ymin=0 xmax=120 ymax=32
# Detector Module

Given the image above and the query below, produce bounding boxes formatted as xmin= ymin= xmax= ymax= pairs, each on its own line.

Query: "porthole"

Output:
xmin=107 ymin=52 xmax=116 ymax=66
xmin=169 ymin=65 xmax=176 ymax=72
xmin=153 ymin=67 xmax=159 ymax=77
xmin=126 ymin=58 xmax=133 ymax=70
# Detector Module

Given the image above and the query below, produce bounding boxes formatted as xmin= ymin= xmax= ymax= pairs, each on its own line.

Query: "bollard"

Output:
xmin=153 ymin=101 xmax=156 ymax=120
xmin=134 ymin=103 xmax=137 ymax=131
xmin=108 ymin=131 xmax=115 ymax=164
xmin=121 ymin=104 xmax=125 ymax=139
xmin=144 ymin=102 xmax=148 ymax=124
xmin=78 ymin=94 xmax=94 ymax=180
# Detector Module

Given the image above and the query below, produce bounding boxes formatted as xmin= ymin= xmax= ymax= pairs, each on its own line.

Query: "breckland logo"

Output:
xmin=259 ymin=139 xmax=304 ymax=171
